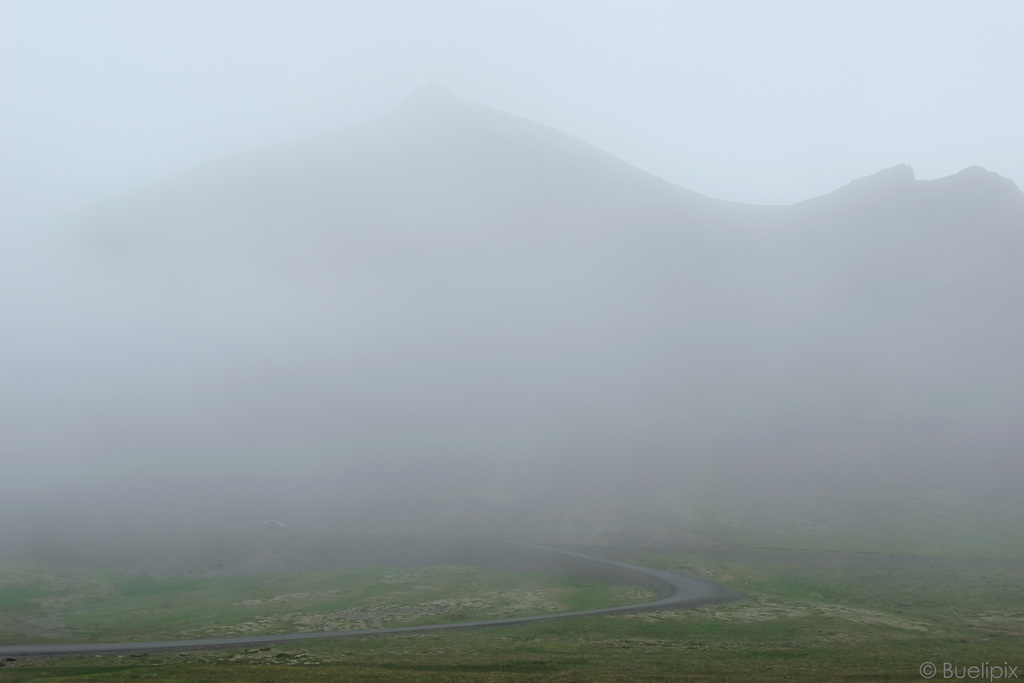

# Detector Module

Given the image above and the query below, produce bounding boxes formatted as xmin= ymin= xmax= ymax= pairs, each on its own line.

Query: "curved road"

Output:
xmin=0 ymin=542 xmax=735 ymax=657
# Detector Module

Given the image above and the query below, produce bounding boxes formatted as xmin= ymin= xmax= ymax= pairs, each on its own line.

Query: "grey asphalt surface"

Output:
xmin=0 ymin=542 xmax=734 ymax=657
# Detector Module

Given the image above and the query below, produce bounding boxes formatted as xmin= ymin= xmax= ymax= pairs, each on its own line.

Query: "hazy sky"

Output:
xmin=2 ymin=0 xmax=1022 ymax=224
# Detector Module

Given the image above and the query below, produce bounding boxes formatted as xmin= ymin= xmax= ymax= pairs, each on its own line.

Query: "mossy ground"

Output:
xmin=2 ymin=541 xmax=1021 ymax=681
xmin=0 ymin=563 xmax=648 ymax=645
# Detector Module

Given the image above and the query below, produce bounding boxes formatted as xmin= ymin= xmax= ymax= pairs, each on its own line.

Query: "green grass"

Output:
xmin=682 ymin=486 xmax=1024 ymax=559
xmin=5 ymin=615 xmax=1020 ymax=681
xmin=3 ymin=540 xmax=1021 ymax=681
xmin=0 ymin=563 xmax=651 ymax=646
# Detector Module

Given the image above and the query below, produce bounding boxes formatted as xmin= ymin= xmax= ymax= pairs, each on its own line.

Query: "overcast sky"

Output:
xmin=2 ymin=0 xmax=1022 ymax=225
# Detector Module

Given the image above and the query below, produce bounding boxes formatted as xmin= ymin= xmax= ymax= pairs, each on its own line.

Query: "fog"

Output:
xmin=3 ymin=2 xmax=1023 ymax=220
xmin=2 ymin=4 xmax=1023 ymax=566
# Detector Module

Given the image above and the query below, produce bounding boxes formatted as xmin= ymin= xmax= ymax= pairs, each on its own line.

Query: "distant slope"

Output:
xmin=78 ymin=83 xmax=727 ymax=275
xmin=5 ymin=85 xmax=1022 ymax=553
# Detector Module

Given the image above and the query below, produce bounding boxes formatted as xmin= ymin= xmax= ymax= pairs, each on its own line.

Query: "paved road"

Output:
xmin=0 ymin=542 xmax=734 ymax=657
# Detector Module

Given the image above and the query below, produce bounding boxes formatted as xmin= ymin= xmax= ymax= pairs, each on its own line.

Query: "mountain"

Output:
xmin=80 ymin=83 xmax=718 ymax=273
xmin=7 ymin=85 xmax=1023 ymax=552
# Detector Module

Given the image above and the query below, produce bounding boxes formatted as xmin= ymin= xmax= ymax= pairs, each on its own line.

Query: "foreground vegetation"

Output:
xmin=2 ymin=538 xmax=1021 ymax=681
xmin=0 ymin=562 xmax=649 ymax=645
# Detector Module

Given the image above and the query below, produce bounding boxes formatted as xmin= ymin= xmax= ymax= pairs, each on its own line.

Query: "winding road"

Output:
xmin=0 ymin=542 xmax=734 ymax=657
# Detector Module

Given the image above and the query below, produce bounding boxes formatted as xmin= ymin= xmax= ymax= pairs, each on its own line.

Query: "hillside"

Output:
xmin=4 ymin=85 xmax=1023 ymax=556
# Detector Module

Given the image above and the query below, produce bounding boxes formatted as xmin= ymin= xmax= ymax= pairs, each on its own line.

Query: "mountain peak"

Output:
xmin=400 ymin=82 xmax=460 ymax=110
xmin=856 ymin=163 xmax=916 ymax=185
xmin=951 ymin=165 xmax=1018 ymax=190
xmin=798 ymin=164 xmax=916 ymax=207
xmin=928 ymin=165 xmax=1024 ymax=201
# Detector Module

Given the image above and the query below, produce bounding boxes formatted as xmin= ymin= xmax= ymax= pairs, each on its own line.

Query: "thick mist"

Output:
xmin=3 ymin=88 xmax=1023 ymax=566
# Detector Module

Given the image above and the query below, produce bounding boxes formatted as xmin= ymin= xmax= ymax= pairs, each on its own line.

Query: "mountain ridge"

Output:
xmin=12 ymin=86 xmax=1022 ymax=545
xmin=73 ymin=86 xmax=1024 ymax=293
xmin=90 ymin=83 xmax=1024 ymax=225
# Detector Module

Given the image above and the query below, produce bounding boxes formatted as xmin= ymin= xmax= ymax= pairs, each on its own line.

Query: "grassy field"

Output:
xmin=2 ymin=538 xmax=1021 ymax=681
xmin=0 ymin=562 xmax=651 ymax=646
